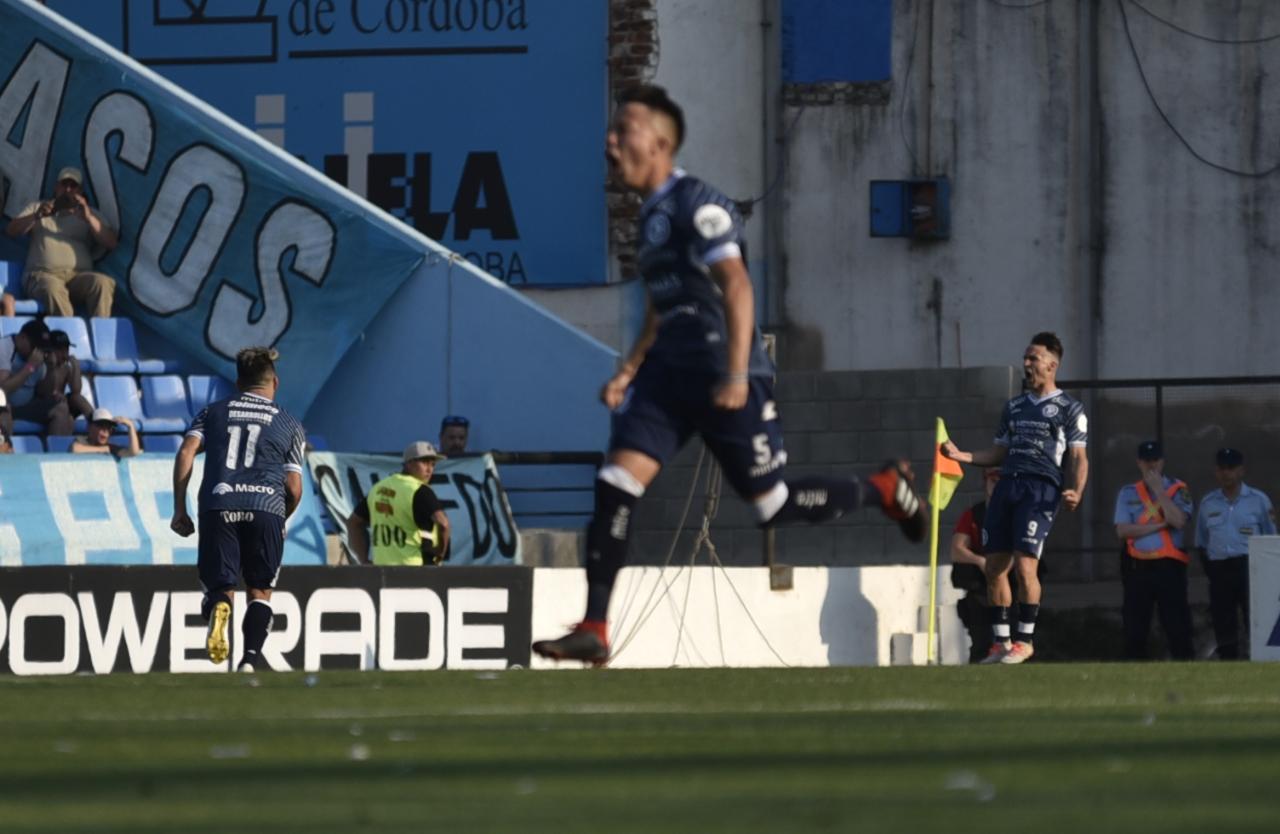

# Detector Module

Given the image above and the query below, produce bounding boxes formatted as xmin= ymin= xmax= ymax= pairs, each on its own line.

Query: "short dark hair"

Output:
xmin=617 ymin=84 xmax=685 ymax=150
xmin=1030 ymin=331 xmax=1063 ymax=360
xmin=236 ymin=346 xmax=279 ymax=390
xmin=440 ymin=415 xmax=470 ymax=432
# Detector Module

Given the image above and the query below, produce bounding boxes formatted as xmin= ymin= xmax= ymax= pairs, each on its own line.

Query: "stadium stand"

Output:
xmin=138 ymin=375 xmax=191 ymax=433
xmin=44 ymin=435 xmax=73 ymax=453
xmin=0 ymin=316 xmax=31 ymax=337
xmin=92 ymin=375 xmax=146 ymax=430
xmin=42 ymin=316 xmax=96 ymax=370
xmin=187 ymin=375 xmax=235 ymax=414
xmin=1 ymin=261 xmax=38 ymax=314
xmin=10 ymin=435 xmax=43 ymax=454
xmin=92 ymin=317 xmax=180 ymax=374
xmin=140 ymin=433 xmax=184 ymax=453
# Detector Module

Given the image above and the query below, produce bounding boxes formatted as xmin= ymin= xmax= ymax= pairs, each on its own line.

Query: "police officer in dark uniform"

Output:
xmin=1114 ymin=441 xmax=1194 ymax=660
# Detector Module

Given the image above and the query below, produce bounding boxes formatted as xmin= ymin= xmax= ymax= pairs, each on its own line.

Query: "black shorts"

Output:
xmin=198 ymin=510 xmax=285 ymax=591
xmin=609 ymin=359 xmax=786 ymax=499
xmin=982 ymin=475 xmax=1060 ymax=558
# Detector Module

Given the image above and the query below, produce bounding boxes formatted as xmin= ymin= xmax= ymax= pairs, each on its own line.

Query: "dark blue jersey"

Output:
xmin=636 ymin=170 xmax=773 ymax=377
xmin=994 ymin=390 xmax=1088 ymax=488
xmin=187 ymin=392 xmax=306 ymax=517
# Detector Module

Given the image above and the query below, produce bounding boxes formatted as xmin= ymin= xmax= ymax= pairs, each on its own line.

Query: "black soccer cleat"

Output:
xmin=868 ymin=460 xmax=928 ymax=543
xmin=532 ymin=622 xmax=610 ymax=667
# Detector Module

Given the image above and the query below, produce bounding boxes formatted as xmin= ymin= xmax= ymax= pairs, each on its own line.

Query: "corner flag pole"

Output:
xmin=927 ymin=417 xmax=964 ymax=664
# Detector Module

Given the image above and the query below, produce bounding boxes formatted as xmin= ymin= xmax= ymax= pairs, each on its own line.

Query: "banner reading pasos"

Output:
xmin=0 ymin=0 xmax=436 ymax=415
xmin=307 ymin=451 xmax=521 ymax=566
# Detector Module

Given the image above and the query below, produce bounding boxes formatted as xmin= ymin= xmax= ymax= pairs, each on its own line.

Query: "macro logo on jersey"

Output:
xmin=190 ymin=393 xmax=306 ymax=518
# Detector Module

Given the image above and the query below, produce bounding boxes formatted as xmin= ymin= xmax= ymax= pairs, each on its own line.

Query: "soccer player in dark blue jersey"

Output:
xmin=532 ymin=85 xmax=927 ymax=665
xmin=941 ymin=332 xmax=1090 ymax=664
xmin=170 ymin=347 xmax=306 ymax=672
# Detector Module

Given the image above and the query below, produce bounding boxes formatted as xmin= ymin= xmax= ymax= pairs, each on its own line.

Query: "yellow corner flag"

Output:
xmin=926 ymin=418 xmax=964 ymax=664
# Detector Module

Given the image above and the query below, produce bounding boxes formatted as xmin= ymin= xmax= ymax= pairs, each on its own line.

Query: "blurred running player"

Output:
xmin=533 ymin=85 xmax=927 ymax=666
xmin=170 ymin=347 xmax=306 ymax=672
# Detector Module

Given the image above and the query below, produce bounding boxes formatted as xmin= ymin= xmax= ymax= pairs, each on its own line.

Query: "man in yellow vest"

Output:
xmin=346 ymin=441 xmax=451 ymax=565
xmin=1113 ymin=440 xmax=1194 ymax=660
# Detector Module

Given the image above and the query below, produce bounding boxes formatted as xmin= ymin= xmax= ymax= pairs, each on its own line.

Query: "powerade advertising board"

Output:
xmin=46 ymin=0 xmax=608 ymax=286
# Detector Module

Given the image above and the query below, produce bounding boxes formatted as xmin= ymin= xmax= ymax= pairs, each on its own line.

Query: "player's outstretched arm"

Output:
xmin=170 ymin=435 xmax=201 ymax=537
xmin=941 ymin=440 xmax=1007 ymax=468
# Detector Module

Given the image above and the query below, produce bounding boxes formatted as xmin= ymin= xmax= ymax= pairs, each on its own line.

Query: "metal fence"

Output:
xmin=1041 ymin=375 xmax=1280 ymax=582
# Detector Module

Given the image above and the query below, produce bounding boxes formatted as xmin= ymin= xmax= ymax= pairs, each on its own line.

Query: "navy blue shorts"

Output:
xmin=610 ymin=360 xmax=786 ymax=499
xmin=198 ymin=510 xmax=285 ymax=592
xmin=982 ymin=475 xmax=1060 ymax=558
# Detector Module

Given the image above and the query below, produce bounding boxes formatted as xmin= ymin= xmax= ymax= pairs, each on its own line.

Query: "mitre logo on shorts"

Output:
xmin=212 ymin=483 xmax=234 ymax=496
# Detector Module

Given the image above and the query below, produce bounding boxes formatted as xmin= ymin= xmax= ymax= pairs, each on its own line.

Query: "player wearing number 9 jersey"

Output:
xmin=170 ymin=347 xmax=306 ymax=672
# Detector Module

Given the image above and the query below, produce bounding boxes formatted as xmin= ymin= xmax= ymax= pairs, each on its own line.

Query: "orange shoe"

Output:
xmin=978 ymin=642 xmax=1011 ymax=665
xmin=867 ymin=460 xmax=927 ymax=543
xmin=532 ymin=621 xmax=609 ymax=666
xmin=1000 ymin=641 xmax=1034 ymax=664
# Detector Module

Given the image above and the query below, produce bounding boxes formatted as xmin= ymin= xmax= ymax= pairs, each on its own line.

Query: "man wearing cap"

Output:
xmin=345 ymin=442 xmax=452 ymax=566
xmin=36 ymin=330 xmax=94 ymax=427
xmin=1195 ymin=448 xmax=1276 ymax=659
xmin=70 ymin=408 xmax=141 ymax=458
xmin=1114 ymin=441 xmax=1194 ymax=660
xmin=0 ymin=318 xmax=73 ymax=437
xmin=4 ymin=166 xmax=117 ymax=318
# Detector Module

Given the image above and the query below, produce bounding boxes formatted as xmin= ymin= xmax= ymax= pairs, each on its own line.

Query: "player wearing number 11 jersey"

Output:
xmin=170 ymin=347 xmax=306 ymax=672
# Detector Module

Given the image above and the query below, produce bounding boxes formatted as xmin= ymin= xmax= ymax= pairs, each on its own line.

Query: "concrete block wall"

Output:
xmin=627 ymin=366 xmax=1018 ymax=568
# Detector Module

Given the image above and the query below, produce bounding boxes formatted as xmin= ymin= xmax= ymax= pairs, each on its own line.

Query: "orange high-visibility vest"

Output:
xmin=1126 ymin=479 xmax=1189 ymax=563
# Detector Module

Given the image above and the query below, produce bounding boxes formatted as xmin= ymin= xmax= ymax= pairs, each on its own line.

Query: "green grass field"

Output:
xmin=1 ymin=664 xmax=1277 ymax=833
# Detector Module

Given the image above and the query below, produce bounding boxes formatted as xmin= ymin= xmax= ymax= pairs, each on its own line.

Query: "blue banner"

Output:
xmin=45 ymin=0 xmax=608 ymax=287
xmin=306 ymin=451 xmax=521 ymax=566
xmin=0 ymin=453 xmax=328 ymax=567
xmin=0 ymin=0 xmax=441 ymax=414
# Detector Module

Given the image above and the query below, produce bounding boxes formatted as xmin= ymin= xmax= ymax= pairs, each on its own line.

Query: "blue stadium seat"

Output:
xmin=187 ymin=375 xmax=236 ymax=413
xmin=93 ymin=375 xmax=147 ymax=430
xmin=9 ymin=434 xmax=43 ymax=453
xmin=13 ymin=420 xmax=43 ymax=434
xmin=142 ymin=433 xmax=184 ymax=453
xmin=139 ymin=375 xmax=190 ymax=433
xmin=0 ymin=261 xmax=39 ymax=314
xmin=0 ymin=316 xmax=32 ymax=338
xmin=43 ymin=316 xmax=95 ymax=371
xmin=91 ymin=317 xmax=179 ymax=374
xmin=45 ymin=435 xmax=74 ymax=453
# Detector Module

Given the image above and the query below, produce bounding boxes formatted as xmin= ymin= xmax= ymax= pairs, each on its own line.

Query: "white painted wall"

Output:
xmin=530 ymin=565 xmax=967 ymax=668
xmin=565 ymin=0 xmax=1280 ymax=378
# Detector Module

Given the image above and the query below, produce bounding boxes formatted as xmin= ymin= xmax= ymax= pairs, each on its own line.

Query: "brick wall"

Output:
xmin=626 ymin=366 xmax=1018 ymax=568
xmin=607 ymin=0 xmax=658 ymax=279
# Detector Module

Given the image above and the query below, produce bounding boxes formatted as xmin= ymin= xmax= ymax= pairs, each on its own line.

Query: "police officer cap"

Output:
xmin=1216 ymin=447 xmax=1244 ymax=468
xmin=1136 ymin=440 xmax=1162 ymax=461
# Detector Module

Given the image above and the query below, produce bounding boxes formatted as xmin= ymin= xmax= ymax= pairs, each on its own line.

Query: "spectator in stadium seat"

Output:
xmin=439 ymin=414 xmax=470 ymax=456
xmin=0 ymin=389 xmax=12 ymax=454
xmin=4 ymin=166 xmax=117 ymax=318
xmin=0 ymin=318 xmax=72 ymax=438
xmin=71 ymin=407 xmax=141 ymax=459
xmin=1 ymin=293 xmax=13 ymax=318
xmin=950 ymin=467 xmax=1002 ymax=663
xmin=1114 ymin=441 xmax=1194 ymax=660
xmin=346 ymin=441 xmax=451 ymax=566
xmin=1195 ymin=448 xmax=1276 ymax=660
xmin=36 ymin=330 xmax=94 ymax=426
